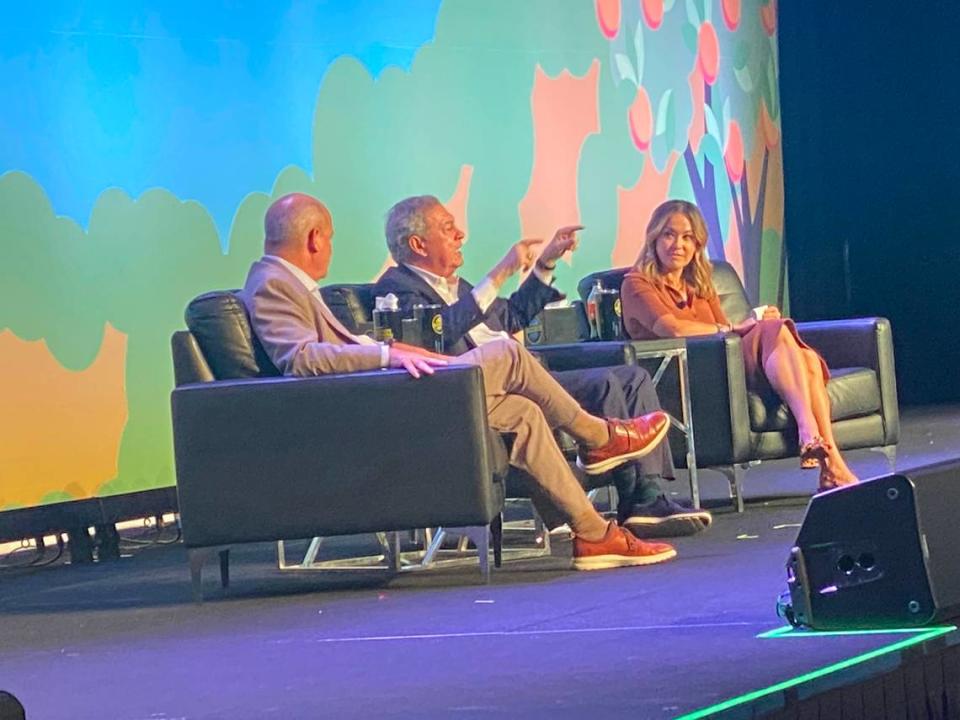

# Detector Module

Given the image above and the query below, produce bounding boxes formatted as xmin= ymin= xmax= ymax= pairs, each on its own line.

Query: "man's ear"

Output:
xmin=408 ymin=234 xmax=428 ymax=258
xmin=306 ymin=227 xmax=321 ymax=253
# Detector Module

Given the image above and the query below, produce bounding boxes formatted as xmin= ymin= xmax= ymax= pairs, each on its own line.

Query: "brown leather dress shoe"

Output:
xmin=576 ymin=411 xmax=670 ymax=475
xmin=573 ymin=521 xmax=677 ymax=570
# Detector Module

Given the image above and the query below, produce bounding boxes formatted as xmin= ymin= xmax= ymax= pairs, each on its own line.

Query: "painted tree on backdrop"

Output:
xmin=592 ymin=0 xmax=781 ymax=300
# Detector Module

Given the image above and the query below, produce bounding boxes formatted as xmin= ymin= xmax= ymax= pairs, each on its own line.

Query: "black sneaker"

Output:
xmin=621 ymin=495 xmax=712 ymax=538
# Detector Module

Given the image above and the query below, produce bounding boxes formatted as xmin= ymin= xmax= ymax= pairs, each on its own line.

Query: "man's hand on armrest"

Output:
xmin=388 ymin=343 xmax=449 ymax=378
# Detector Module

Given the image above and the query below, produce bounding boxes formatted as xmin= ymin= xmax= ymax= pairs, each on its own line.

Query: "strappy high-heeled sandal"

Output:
xmin=799 ymin=436 xmax=831 ymax=470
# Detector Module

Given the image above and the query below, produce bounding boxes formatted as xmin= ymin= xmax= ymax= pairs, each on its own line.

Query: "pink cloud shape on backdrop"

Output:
xmin=518 ymin=61 xmax=600 ymax=258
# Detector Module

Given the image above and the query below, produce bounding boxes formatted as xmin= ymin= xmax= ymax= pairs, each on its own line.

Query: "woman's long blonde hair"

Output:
xmin=634 ymin=200 xmax=716 ymax=298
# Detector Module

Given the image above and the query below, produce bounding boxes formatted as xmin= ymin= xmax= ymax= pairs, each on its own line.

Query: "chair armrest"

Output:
xmin=796 ymin=317 xmax=891 ymax=372
xmin=797 ymin=317 xmax=899 ymax=445
xmin=527 ymin=341 xmax=633 ymax=371
xmin=685 ymin=334 xmax=754 ymax=464
xmin=171 ymin=365 xmax=504 ymax=547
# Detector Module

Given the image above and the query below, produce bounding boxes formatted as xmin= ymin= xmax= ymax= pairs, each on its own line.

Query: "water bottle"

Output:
xmin=585 ymin=279 xmax=603 ymax=340
xmin=373 ymin=294 xmax=403 ymax=343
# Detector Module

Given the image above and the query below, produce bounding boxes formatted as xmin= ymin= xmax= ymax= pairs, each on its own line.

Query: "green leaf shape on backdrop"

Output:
xmin=734 ymin=64 xmax=754 ymax=93
xmin=758 ymin=227 xmax=785 ymax=307
xmin=734 ymin=38 xmax=751 ymax=71
xmin=681 ymin=21 xmax=699 ymax=54
xmin=615 ymin=52 xmax=638 ymax=86
xmin=649 ymin=88 xmax=677 ymax=172
xmin=704 ymin=103 xmax=723 ymax=147
xmin=655 ymin=88 xmax=675 ymax=137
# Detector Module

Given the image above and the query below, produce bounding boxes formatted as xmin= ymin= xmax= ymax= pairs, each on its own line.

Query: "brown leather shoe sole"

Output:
xmin=572 ymin=545 xmax=677 ymax=570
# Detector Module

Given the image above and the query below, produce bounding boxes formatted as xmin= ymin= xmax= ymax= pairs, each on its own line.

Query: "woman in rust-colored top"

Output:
xmin=620 ymin=200 xmax=857 ymax=491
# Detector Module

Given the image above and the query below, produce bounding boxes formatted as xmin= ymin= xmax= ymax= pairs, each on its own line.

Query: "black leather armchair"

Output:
xmin=577 ymin=262 xmax=900 ymax=510
xmin=170 ymin=292 xmax=506 ymax=600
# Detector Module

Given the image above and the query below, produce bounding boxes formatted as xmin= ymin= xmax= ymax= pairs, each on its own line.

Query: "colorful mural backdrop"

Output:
xmin=0 ymin=0 xmax=783 ymax=510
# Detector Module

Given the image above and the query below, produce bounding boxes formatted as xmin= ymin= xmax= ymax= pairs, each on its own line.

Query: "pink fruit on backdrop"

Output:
xmin=721 ymin=0 xmax=741 ymax=31
xmin=642 ymin=0 xmax=664 ymax=29
xmin=697 ymin=22 xmax=719 ymax=85
xmin=628 ymin=86 xmax=653 ymax=151
xmin=760 ymin=0 xmax=777 ymax=36
xmin=724 ymin=120 xmax=744 ymax=183
xmin=596 ymin=0 xmax=621 ymax=39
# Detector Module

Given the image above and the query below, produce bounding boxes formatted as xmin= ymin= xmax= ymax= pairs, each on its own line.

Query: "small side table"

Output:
xmin=628 ymin=339 xmax=700 ymax=508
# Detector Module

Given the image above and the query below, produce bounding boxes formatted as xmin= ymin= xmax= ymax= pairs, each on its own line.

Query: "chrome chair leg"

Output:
xmin=876 ymin=444 xmax=898 ymax=473
xmin=717 ymin=463 xmax=749 ymax=513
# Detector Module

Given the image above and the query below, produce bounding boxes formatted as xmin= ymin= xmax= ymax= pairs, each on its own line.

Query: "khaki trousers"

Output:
xmin=456 ymin=339 xmax=598 ymax=530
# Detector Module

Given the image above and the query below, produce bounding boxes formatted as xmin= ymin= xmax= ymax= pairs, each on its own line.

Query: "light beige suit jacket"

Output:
xmin=240 ymin=256 xmax=382 ymax=376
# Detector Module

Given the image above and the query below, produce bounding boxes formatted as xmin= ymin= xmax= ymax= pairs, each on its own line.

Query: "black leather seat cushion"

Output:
xmin=748 ymin=367 xmax=882 ymax=432
xmin=184 ymin=291 xmax=280 ymax=379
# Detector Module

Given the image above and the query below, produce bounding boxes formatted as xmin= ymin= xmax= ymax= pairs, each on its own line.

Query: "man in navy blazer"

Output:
xmin=373 ymin=195 xmax=712 ymax=538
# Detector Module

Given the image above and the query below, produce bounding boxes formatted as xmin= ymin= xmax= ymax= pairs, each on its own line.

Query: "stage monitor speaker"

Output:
xmin=0 ymin=691 xmax=25 ymax=720
xmin=786 ymin=460 xmax=960 ymax=630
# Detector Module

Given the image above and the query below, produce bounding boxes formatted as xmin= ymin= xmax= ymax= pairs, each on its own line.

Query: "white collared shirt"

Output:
xmin=403 ymin=263 xmax=553 ymax=347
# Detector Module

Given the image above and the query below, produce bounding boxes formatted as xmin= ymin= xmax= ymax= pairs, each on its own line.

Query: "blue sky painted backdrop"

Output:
xmin=0 ymin=0 xmax=441 ymax=242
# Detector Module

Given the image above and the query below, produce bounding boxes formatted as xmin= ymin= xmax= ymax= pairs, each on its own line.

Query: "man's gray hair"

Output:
xmin=384 ymin=195 xmax=441 ymax=264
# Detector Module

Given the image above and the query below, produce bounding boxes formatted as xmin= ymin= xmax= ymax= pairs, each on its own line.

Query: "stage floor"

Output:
xmin=1 ymin=404 xmax=958 ymax=719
